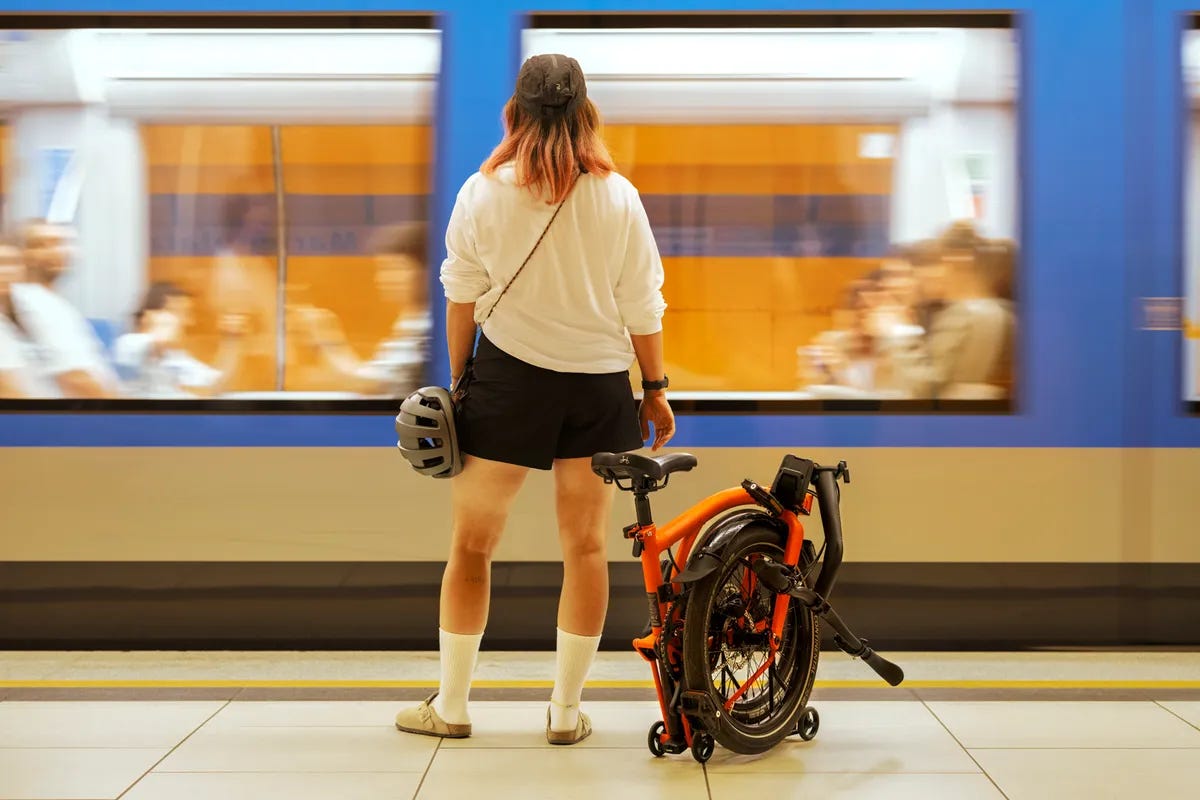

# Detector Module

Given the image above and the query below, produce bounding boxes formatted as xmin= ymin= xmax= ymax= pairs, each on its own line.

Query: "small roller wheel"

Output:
xmin=796 ymin=706 xmax=820 ymax=741
xmin=691 ymin=731 xmax=715 ymax=763
xmin=647 ymin=721 xmax=666 ymax=757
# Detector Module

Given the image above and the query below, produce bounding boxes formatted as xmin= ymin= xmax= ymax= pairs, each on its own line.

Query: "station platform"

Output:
xmin=1 ymin=651 xmax=1198 ymax=799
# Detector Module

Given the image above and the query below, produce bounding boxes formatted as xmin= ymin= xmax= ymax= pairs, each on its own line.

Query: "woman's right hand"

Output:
xmin=639 ymin=392 xmax=675 ymax=451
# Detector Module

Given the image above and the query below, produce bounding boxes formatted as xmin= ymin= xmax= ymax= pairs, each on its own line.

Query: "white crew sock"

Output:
xmin=549 ymin=627 xmax=602 ymax=731
xmin=432 ymin=628 xmax=483 ymax=725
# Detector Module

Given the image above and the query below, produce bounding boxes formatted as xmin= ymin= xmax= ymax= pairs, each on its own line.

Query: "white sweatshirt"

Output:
xmin=439 ymin=164 xmax=667 ymax=374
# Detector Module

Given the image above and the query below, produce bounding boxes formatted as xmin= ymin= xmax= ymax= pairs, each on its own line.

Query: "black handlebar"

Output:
xmin=811 ymin=469 xmax=844 ymax=601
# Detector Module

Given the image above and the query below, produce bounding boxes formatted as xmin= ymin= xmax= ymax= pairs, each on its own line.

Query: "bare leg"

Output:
xmin=549 ymin=457 xmax=613 ymax=734
xmin=440 ymin=455 xmax=529 ymax=633
xmin=553 ymin=457 xmax=614 ymax=634
xmin=427 ymin=456 xmax=527 ymax=727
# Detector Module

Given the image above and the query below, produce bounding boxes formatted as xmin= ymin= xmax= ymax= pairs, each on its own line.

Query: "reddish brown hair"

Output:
xmin=481 ymin=96 xmax=615 ymax=204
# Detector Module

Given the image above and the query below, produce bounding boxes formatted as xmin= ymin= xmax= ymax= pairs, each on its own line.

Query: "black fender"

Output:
xmin=675 ymin=509 xmax=785 ymax=585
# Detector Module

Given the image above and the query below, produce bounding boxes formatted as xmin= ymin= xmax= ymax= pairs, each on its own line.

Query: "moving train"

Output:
xmin=0 ymin=5 xmax=1195 ymax=651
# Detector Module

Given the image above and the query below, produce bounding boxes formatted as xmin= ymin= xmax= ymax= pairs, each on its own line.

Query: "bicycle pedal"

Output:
xmin=680 ymin=690 xmax=722 ymax=730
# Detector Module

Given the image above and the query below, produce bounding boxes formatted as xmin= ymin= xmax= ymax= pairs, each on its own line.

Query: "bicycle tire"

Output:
xmin=680 ymin=523 xmax=820 ymax=755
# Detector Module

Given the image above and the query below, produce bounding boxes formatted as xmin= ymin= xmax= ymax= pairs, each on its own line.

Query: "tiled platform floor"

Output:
xmin=0 ymin=651 xmax=1198 ymax=799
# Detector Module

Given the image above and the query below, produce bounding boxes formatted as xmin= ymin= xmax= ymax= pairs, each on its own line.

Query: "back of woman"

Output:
xmin=441 ymin=58 xmax=664 ymax=375
xmin=394 ymin=53 xmax=674 ymax=747
xmin=449 ymin=167 xmax=660 ymax=370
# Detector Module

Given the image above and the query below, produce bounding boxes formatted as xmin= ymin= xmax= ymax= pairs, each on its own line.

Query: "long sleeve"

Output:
xmin=439 ymin=187 xmax=490 ymax=304
xmin=613 ymin=192 xmax=667 ymax=335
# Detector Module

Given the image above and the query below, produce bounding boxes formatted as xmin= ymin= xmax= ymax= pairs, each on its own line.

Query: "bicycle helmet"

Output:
xmin=395 ymin=386 xmax=462 ymax=479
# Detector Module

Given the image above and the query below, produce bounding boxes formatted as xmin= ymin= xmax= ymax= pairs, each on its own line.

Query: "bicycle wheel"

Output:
xmin=681 ymin=523 xmax=820 ymax=755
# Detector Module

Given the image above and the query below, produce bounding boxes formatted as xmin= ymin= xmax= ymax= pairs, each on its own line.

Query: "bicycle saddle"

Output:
xmin=591 ymin=452 xmax=698 ymax=483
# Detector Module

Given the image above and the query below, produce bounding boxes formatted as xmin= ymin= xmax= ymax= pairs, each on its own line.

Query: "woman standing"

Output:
xmin=395 ymin=54 xmax=674 ymax=744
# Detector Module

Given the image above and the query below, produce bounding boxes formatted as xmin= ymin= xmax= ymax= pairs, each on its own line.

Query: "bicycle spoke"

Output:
xmin=721 ymin=664 xmax=743 ymax=695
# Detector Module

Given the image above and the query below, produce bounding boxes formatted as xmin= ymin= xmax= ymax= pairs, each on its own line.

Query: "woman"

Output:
xmin=394 ymin=54 xmax=674 ymax=744
xmin=0 ymin=241 xmax=51 ymax=398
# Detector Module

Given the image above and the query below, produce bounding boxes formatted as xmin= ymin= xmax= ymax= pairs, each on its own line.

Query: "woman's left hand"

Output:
xmin=639 ymin=393 xmax=676 ymax=451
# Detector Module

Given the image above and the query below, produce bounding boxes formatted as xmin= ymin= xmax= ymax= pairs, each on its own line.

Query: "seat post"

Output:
xmin=633 ymin=479 xmax=655 ymax=527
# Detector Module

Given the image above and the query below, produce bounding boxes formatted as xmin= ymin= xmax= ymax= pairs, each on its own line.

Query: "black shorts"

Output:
xmin=457 ymin=335 xmax=644 ymax=470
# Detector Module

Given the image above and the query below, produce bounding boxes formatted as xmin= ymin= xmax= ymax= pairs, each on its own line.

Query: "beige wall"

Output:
xmin=0 ymin=447 xmax=1197 ymax=563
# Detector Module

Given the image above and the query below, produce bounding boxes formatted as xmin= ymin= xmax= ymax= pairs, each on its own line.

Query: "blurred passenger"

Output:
xmin=883 ymin=222 xmax=1015 ymax=399
xmin=972 ymin=237 xmax=1018 ymax=394
xmin=208 ymin=194 xmax=278 ymax=387
xmin=11 ymin=220 xmax=121 ymax=398
xmin=865 ymin=252 xmax=925 ymax=345
xmin=296 ymin=222 xmax=431 ymax=396
xmin=906 ymin=238 xmax=948 ymax=332
xmin=0 ymin=241 xmax=54 ymax=398
xmin=113 ymin=282 xmax=246 ymax=398
xmin=980 ymin=237 xmax=1017 ymax=302
xmin=800 ymin=279 xmax=879 ymax=391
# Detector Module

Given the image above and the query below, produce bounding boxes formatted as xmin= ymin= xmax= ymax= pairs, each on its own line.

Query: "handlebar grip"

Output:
xmin=862 ymin=649 xmax=905 ymax=687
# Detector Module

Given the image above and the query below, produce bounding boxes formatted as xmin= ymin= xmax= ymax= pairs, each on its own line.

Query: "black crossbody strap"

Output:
xmin=480 ymin=173 xmax=580 ymax=325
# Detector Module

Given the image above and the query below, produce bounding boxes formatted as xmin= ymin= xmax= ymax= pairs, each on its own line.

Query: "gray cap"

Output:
xmin=516 ymin=53 xmax=587 ymax=117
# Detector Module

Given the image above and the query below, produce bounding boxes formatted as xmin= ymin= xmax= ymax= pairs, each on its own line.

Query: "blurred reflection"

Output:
xmin=11 ymin=221 xmax=121 ymax=398
xmin=142 ymin=123 xmax=437 ymax=399
xmin=206 ymin=193 xmax=280 ymax=390
xmin=798 ymin=220 xmax=1017 ymax=400
xmin=291 ymin=222 xmax=430 ymax=396
xmin=0 ymin=240 xmax=52 ymax=398
xmin=113 ymin=282 xmax=247 ymax=398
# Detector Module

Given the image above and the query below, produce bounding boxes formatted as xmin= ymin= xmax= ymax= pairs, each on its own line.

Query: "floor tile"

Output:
xmin=438 ymin=700 xmax=660 ymax=749
xmin=703 ymin=701 xmax=979 ymax=774
xmin=707 ymin=772 xmax=1005 ymax=800
xmin=207 ymin=700 xmax=400 ymax=728
xmin=0 ymin=748 xmax=166 ymax=800
xmin=157 ymin=724 xmax=436 ymax=773
xmin=1158 ymin=700 xmax=1200 ymax=730
xmin=417 ymin=747 xmax=710 ymax=799
xmin=0 ymin=701 xmax=224 ymax=748
xmin=926 ymin=701 xmax=1200 ymax=748
xmin=972 ymin=748 xmax=1200 ymax=800
xmin=122 ymin=771 xmax=424 ymax=800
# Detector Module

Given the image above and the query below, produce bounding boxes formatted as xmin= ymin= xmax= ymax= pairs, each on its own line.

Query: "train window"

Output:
xmin=0 ymin=25 xmax=437 ymax=405
xmin=1186 ymin=23 xmax=1200 ymax=412
xmin=524 ymin=16 xmax=1020 ymax=411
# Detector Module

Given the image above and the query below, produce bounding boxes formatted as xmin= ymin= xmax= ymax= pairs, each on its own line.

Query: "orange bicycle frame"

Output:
xmin=627 ymin=486 xmax=808 ymax=741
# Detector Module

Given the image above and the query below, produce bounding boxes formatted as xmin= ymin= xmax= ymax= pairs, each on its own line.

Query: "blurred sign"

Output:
xmin=1141 ymin=297 xmax=1182 ymax=330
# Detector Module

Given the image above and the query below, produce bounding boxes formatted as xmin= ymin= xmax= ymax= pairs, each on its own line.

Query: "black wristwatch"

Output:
xmin=641 ymin=375 xmax=669 ymax=391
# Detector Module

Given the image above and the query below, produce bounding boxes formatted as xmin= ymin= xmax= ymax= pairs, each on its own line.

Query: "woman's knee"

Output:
xmin=560 ymin=525 xmax=607 ymax=562
xmin=450 ymin=515 xmax=505 ymax=560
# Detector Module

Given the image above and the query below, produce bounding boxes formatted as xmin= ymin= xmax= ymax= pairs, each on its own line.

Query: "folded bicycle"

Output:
xmin=591 ymin=451 xmax=904 ymax=763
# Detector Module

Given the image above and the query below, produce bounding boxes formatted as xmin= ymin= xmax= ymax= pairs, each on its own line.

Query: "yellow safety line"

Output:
xmin=2 ymin=679 xmax=1199 ymax=689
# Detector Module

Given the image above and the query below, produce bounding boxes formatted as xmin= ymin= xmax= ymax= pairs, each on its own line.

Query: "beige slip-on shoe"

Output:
xmin=546 ymin=705 xmax=592 ymax=745
xmin=395 ymin=692 xmax=471 ymax=739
